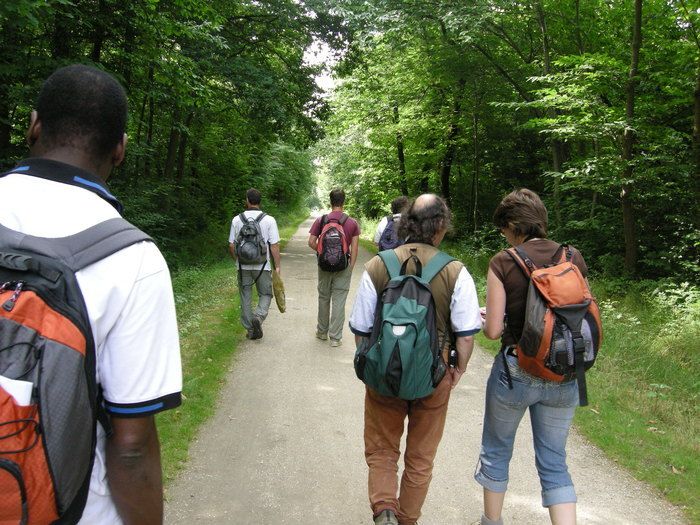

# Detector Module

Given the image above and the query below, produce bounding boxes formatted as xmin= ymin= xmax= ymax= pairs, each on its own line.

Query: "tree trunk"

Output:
xmin=52 ymin=9 xmax=71 ymax=59
xmin=439 ymin=79 xmax=465 ymax=207
xmin=693 ymin=66 xmax=700 ymax=181
xmin=144 ymin=66 xmax=155 ymax=178
xmin=393 ymin=103 xmax=408 ymax=195
xmin=574 ymin=0 xmax=585 ymax=54
xmin=164 ymin=108 xmax=182 ymax=180
xmin=176 ymin=111 xmax=195 ymax=185
xmin=472 ymin=102 xmax=480 ymax=232
xmin=90 ymin=0 xmax=106 ymax=63
xmin=621 ymin=0 xmax=643 ymax=275
xmin=536 ymin=0 xmax=562 ymax=229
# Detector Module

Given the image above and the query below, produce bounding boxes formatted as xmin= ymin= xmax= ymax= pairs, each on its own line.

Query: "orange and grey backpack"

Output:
xmin=505 ymin=244 xmax=602 ymax=406
xmin=0 ymin=218 xmax=151 ymax=524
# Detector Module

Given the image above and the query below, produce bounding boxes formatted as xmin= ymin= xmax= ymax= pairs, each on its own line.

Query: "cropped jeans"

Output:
xmin=474 ymin=352 xmax=579 ymax=507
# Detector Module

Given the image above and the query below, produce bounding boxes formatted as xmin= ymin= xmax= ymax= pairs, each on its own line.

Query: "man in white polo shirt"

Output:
xmin=228 ymin=188 xmax=281 ymax=340
xmin=0 ymin=64 xmax=182 ymax=524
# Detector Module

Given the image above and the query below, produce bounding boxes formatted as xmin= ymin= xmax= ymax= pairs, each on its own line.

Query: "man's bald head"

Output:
xmin=398 ymin=193 xmax=451 ymax=245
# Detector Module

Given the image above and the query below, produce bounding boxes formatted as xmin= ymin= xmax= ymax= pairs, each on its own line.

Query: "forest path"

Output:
xmin=164 ymin=218 xmax=686 ymax=525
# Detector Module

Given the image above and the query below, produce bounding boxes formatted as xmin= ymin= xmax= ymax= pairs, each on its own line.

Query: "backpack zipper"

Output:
xmin=2 ymin=281 xmax=24 ymax=312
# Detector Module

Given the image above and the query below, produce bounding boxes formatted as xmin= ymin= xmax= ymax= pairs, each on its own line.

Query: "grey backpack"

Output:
xmin=0 ymin=218 xmax=151 ymax=524
xmin=235 ymin=212 xmax=268 ymax=265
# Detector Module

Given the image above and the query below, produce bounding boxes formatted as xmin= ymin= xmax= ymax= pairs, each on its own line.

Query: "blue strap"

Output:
xmin=378 ymin=250 xmax=402 ymax=279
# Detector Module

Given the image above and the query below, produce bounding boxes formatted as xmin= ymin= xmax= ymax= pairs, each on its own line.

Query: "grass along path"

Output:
xmin=158 ymin=209 xmax=309 ymax=487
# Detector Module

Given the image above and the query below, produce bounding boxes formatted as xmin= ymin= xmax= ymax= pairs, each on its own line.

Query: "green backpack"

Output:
xmin=354 ymin=249 xmax=455 ymax=400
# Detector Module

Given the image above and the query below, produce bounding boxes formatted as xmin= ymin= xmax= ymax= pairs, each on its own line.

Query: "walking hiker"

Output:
xmin=308 ymin=188 xmax=360 ymax=347
xmin=350 ymin=194 xmax=481 ymax=525
xmin=374 ymin=195 xmax=409 ymax=250
xmin=0 ymin=64 xmax=182 ymax=524
xmin=228 ymin=188 xmax=281 ymax=340
xmin=475 ymin=188 xmax=597 ymax=525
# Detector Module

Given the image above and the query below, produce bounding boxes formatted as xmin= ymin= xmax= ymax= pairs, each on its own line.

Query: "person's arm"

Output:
xmin=308 ymin=234 xmax=318 ymax=251
xmin=269 ymin=242 xmax=281 ymax=274
xmin=228 ymin=243 xmax=237 ymax=261
xmin=350 ymin=235 xmax=359 ymax=269
xmin=448 ymin=335 xmax=475 ymax=388
xmin=106 ymin=416 xmax=163 ymax=525
xmin=483 ymin=268 xmax=507 ymax=339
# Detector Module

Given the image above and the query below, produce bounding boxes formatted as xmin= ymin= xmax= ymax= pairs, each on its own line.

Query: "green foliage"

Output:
xmin=318 ymin=0 xmax=699 ymax=283
xmin=0 ymin=0 xmax=343 ymax=267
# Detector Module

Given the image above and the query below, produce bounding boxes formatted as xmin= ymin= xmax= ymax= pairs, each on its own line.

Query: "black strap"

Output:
xmin=500 ymin=345 xmax=514 ymax=390
xmin=399 ymin=254 xmax=422 ymax=277
xmin=572 ymin=330 xmax=588 ymax=406
xmin=254 ymin=212 xmax=266 ymax=223
xmin=338 ymin=213 xmax=348 ymax=225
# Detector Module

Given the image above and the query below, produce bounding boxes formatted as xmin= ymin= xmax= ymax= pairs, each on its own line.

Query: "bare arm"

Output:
xmin=107 ymin=416 xmax=163 ymax=525
xmin=269 ymin=243 xmax=281 ymax=273
xmin=448 ymin=335 xmax=475 ymax=388
xmin=308 ymin=234 xmax=318 ymax=251
xmin=228 ymin=243 xmax=236 ymax=261
xmin=483 ymin=268 xmax=507 ymax=339
xmin=350 ymin=235 xmax=360 ymax=269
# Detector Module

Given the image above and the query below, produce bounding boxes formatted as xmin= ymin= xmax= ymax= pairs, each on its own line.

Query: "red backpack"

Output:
xmin=316 ymin=214 xmax=350 ymax=272
xmin=506 ymin=245 xmax=603 ymax=406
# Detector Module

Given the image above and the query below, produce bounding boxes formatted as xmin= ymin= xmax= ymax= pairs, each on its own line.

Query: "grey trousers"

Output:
xmin=238 ymin=268 xmax=273 ymax=331
xmin=316 ymin=265 xmax=352 ymax=341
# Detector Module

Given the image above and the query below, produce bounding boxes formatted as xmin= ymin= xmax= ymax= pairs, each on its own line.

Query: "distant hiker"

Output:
xmin=308 ymin=188 xmax=360 ymax=347
xmin=0 ymin=64 xmax=182 ymax=524
xmin=476 ymin=188 xmax=596 ymax=525
xmin=374 ymin=195 xmax=409 ymax=251
xmin=350 ymin=194 xmax=481 ymax=525
xmin=229 ymin=188 xmax=281 ymax=340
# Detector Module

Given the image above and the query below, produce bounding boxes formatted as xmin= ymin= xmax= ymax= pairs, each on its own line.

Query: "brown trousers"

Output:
xmin=364 ymin=377 xmax=451 ymax=525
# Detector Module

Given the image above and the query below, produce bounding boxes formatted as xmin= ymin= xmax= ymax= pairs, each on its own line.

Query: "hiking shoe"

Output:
xmin=373 ymin=510 xmax=398 ymax=525
xmin=316 ymin=331 xmax=328 ymax=341
xmin=251 ymin=316 xmax=263 ymax=340
xmin=245 ymin=330 xmax=254 ymax=339
xmin=330 ymin=339 xmax=342 ymax=347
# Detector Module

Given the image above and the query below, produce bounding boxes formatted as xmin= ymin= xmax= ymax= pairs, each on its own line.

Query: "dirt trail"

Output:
xmin=164 ymin=218 xmax=686 ymax=524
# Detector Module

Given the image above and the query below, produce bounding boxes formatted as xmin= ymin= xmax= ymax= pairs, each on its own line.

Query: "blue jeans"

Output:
xmin=474 ymin=352 xmax=579 ymax=507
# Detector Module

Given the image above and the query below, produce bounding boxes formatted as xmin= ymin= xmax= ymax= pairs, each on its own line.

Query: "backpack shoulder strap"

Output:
xmin=255 ymin=212 xmax=266 ymax=223
xmin=320 ymin=214 xmax=328 ymax=228
xmin=556 ymin=243 xmax=573 ymax=263
xmin=507 ymin=246 xmax=536 ymax=277
xmin=386 ymin=214 xmax=394 ymax=223
xmin=238 ymin=212 xmax=249 ymax=223
xmin=378 ymin=249 xmax=402 ymax=279
xmin=0 ymin=218 xmax=152 ymax=272
xmin=338 ymin=213 xmax=348 ymax=225
xmin=421 ymin=251 xmax=455 ymax=283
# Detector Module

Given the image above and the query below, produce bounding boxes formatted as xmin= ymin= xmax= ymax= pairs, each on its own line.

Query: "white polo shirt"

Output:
xmin=0 ymin=162 xmax=182 ymax=524
xmin=228 ymin=209 xmax=280 ymax=271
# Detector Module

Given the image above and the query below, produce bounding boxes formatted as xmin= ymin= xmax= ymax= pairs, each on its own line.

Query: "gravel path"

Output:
xmin=164 ymin=218 xmax=687 ymax=525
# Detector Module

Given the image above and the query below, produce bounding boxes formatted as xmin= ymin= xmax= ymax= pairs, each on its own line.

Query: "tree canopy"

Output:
xmin=1 ymin=0 xmax=697 ymax=280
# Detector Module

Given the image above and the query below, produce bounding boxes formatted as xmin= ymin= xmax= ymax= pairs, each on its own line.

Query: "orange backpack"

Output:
xmin=0 ymin=218 xmax=151 ymax=524
xmin=507 ymin=245 xmax=603 ymax=406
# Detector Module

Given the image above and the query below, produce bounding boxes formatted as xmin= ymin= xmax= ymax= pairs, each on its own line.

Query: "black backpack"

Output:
xmin=235 ymin=212 xmax=268 ymax=265
xmin=316 ymin=214 xmax=350 ymax=272
xmin=377 ymin=215 xmax=404 ymax=251
xmin=0 ymin=218 xmax=151 ymax=524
